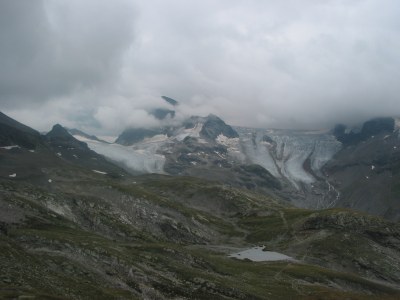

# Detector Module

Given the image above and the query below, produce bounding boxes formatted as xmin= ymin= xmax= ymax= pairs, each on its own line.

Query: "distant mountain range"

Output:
xmin=64 ymin=97 xmax=400 ymax=221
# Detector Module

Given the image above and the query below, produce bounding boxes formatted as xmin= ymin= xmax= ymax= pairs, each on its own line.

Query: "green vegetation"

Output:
xmin=1 ymin=173 xmax=400 ymax=299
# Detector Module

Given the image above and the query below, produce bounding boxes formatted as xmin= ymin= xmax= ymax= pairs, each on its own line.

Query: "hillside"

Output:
xmin=0 ymin=112 xmax=400 ymax=299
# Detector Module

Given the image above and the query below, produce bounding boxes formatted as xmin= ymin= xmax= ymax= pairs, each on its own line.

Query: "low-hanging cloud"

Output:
xmin=2 ymin=0 xmax=400 ymax=134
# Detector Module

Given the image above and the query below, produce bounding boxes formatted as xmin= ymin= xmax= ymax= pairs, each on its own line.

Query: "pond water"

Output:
xmin=228 ymin=246 xmax=293 ymax=262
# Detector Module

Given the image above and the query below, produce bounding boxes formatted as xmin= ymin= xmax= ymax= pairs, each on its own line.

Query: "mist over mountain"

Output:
xmin=2 ymin=1 xmax=400 ymax=134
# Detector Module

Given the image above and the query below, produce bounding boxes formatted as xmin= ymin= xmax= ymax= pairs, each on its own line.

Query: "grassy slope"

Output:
xmin=1 ymin=167 xmax=400 ymax=299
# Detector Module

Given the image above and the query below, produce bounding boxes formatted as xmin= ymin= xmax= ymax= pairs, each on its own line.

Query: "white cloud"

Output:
xmin=2 ymin=0 xmax=400 ymax=134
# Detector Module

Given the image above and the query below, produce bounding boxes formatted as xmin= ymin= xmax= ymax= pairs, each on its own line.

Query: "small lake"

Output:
xmin=228 ymin=246 xmax=293 ymax=262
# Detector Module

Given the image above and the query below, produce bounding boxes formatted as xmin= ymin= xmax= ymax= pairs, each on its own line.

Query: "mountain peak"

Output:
xmin=161 ymin=96 xmax=179 ymax=106
xmin=200 ymin=114 xmax=239 ymax=140
xmin=46 ymin=124 xmax=71 ymax=138
xmin=46 ymin=124 xmax=89 ymax=151
xmin=333 ymin=117 xmax=395 ymax=145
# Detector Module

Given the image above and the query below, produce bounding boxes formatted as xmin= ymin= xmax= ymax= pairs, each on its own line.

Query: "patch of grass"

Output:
xmin=239 ymin=208 xmax=312 ymax=243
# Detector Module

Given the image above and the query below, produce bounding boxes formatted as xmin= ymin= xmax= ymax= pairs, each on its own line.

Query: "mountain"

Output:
xmin=46 ymin=124 xmax=90 ymax=150
xmin=148 ymin=96 xmax=179 ymax=120
xmin=323 ymin=117 xmax=400 ymax=221
xmin=88 ymin=114 xmax=342 ymax=209
xmin=150 ymin=108 xmax=176 ymax=120
xmin=81 ymin=113 xmax=400 ymax=223
xmin=161 ymin=95 xmax=179 ymax=106
xmin=333 ymin=117 xmax=395 ymax=145
xmin=199 ymin=114 xmax=239 ymax=140
xmin=81 ymin=114 xmax=284 ymax=195
xmin=0 ymin=113 xmax=127 ymax=183
xmin=0 ymin=111 xmax=42 ymax=149
xmin=2 ymin=111 xmax=400 ymax=299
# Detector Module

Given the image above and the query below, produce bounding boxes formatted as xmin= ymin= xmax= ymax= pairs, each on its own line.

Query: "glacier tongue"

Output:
xmin=232 ymin=128 xmax=342 ymax=188
xmin=237 ymin=130 xmax=281 ymax=178
xmin=73 ymin=135 xmax=166 ymax=174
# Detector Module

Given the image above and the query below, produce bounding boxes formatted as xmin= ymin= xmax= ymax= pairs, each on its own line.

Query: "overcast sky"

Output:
xmin=1 ymin=0 xmax=400 ymax=135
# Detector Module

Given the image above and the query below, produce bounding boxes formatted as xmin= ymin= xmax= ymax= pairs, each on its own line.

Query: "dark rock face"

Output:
xmin=325 ymin=120 xmax=400 ymax=221
xmin=115 ymin=128 xmax=165 ymax=145
xmin=361 ymin=117 xmax=395 ymax=137
xmin=46 ymin=124 xmax=89 ymax=150
xmin=0 ymin=111 xmax=39 ymax=136
xmin=161 ymin=96 xmax=179 ymax=106
xmin=200 ymin=114 xmax=239 ymax=140
xmin=150 ymin=108 xmax=175 ymax=120
xmin=233 ymin=164 xmax=282 ymax=190
xmin=0 ymin=111 xmax=42 ymax=149
xmin=333 ymin=117 xmax=395 ymax=145
xmin=0 ymin=124 xmax=41 ymax=149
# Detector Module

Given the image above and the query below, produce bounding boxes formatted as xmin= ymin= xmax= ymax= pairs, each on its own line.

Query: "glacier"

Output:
xmin=74 ymin=123 xmax=342 ymax=195
xmin=73 ymin=134 xmax=167 ymax=174
xmin=227 ymin=127 xmax=342 ymax=189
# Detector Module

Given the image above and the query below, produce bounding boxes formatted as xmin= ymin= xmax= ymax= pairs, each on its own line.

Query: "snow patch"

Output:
xmin=72 ymin=135 xmax=91 ymax=143
xmin=46 ymin=202 xmax=74 ymax=219
xmin=48 ymin=179 xmax=52 ymax=183
xmin=142 ymin=134 xmax=169 ymax=143
xmin=216 ymin=134 xmax=244 ymax=161
xmin=56 ymin=152 xmax=62 ymax=157
xmin=216 ymin=134 xmax=239 ymax=149
xmin=395 ymin=118 xmax=400 ymax=130
xmin=8 ymin=173 xmax=16 ymax=178
xmin=175 ymin=123 xmax=203 ymax=141
xmin=92 ymin=170 xmax=107 ymax=175
xmin=0 ymin=145 xmax=20 ymax=150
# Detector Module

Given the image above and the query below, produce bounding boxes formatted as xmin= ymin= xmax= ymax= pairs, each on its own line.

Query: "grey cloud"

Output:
xmin=2 ymin=0 xmax=400 ymax=133
xmin=0 ymin=0 xmax=136 ymax=107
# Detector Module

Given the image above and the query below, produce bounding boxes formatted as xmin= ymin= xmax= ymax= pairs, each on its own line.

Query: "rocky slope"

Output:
xmin=323 ymin=117 xmax=400 ymax=221
xmin=0 ymin=111 xmax=43 ymax=149
xmin=1 ymin=111 xmax=400 ymax=299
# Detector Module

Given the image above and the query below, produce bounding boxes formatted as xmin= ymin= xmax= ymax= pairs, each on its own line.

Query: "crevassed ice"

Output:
xmin=234 ymin=128 xmax=341 ymax=188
